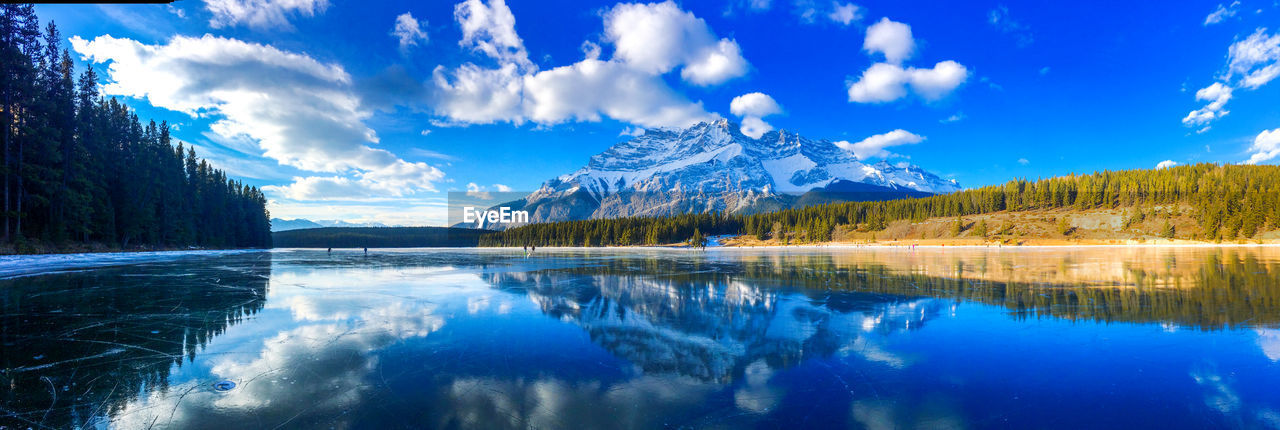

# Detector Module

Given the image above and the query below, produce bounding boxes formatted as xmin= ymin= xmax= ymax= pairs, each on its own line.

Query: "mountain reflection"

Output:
xmin=2 ymin=248 xmax=1279 ymax=429
xmin=488 ymin=269 xmax=938 ymax=383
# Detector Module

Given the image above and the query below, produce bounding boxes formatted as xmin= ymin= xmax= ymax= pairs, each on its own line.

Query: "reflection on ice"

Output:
xmin=1 ymin=248 xmax=1279 ymax=429
xmin=1260 ymin=329 xmax=1280 ymax=362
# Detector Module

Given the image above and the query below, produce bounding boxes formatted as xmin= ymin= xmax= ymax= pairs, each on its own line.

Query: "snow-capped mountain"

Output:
xmin=507 ymin=119 xmax=960 ymax=224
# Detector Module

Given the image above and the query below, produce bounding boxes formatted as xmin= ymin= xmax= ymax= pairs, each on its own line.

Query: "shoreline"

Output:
xmin=8 ymin=242 xmax=1279 ymax=257
xmin=479 ymin=242 xmax=1280 ymax=251
xmin=0 ymin=246 xmax=269 ymax=257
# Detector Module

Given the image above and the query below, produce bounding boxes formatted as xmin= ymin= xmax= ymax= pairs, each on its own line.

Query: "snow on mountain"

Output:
xmin=513 ymin=119 xmax=960 ymax=223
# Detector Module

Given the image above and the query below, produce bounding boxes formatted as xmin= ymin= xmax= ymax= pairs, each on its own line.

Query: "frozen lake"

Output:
xmin=2 ymin=247 xmax=1279 ymax=429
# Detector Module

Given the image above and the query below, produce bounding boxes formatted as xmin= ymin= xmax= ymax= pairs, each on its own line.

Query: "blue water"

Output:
xmin=1 ymin=248 xmax=1278 ymax=429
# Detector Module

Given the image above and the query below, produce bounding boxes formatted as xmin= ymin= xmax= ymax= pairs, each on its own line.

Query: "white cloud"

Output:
xmin=729 ymin=92 xmax=782 ymax=117
xmin=848 ymin=18 xmax=967 ymax=104
xmin=828 ymin=2 xmax=862 ymax=26
xmin=833 ymin=129 xmax=924 ymax=160
xmin=493 ymin=183 xmax=513 ymax=192
xmin=420 ymin=129 xmax=432 ymax=136
xmin=1182 ymin=82 xmax=1233 ymax=126
xmin=1205 ymin=2 xmax=1240 ymax=26
xmin=739 ymin=117 xmax=774 ymax=139
xmin=847 ymin=61 xmax=968 ymax=103
xmin=863 ymin=17 xmax=914 ymax=64
xmin=430 ymin=0 xmax=723 ymax=129
xmin=521 ymin=59 xmax=717 ymax=128
xmin=1244 ymin=128 xmax=1280 ymax=164
xmin=71 ymin=34 xmax=445 ymax=200
xmin=940 ymin=112 xmax=964 ymax=123
xmin=848 ymin=63 xmax=907 ymax=103
xmin=1228 ymin=28 xmax=1280 ymax=89
xmin=604 ymin=1 xmax=749 ymax=85
xmin=432 ymin=62 xmax=527 ymax=124
xmin=730 ymin=92 xmax=782 ymax=138
xmin=454 ymin=0 xmax=531 ymax=67
xmin=1184 ymin=28 xmax=1280 ymax=128
xmin=1156 ymin=160 xmax=1178 ymax=169
xmin=204 ymin=0 xmax=328 ymax=30
xmin=265 ymin=173 xmax=436 ymax=201
xmin=392 ymin=12 xmax=428 ymax=55
xmin=580 ymin=40 xmax=602 ymax=60
xmin=1017 ymin=158 xmax=1030 ymax=165
xmin=907 ymin=61 xmax=969 ymax=100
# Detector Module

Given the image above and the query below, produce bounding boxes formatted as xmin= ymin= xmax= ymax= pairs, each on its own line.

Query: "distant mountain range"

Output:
xmin=270 ymin=218 xmax=389 ymax=232
xmin=492 ymin=119 xmax=960 ymax=225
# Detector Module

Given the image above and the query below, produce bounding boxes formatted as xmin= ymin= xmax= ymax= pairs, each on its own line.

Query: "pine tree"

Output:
xmin=0 ymin=7 xmax=271 ymax=251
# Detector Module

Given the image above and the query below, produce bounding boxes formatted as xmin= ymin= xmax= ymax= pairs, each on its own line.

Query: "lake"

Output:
xmin=2 ymin=247 xmax=1280 ymax=429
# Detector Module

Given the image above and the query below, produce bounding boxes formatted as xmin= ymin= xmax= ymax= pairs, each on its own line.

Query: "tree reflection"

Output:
xmin=0 ymin=253 xmax=269 ymax=429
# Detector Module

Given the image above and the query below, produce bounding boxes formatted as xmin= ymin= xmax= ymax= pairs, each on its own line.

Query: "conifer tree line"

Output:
xmin=2 ymin=5 xmax=270 ymax=251
xmin=480 ymin=163 xmax=1280 ymax=246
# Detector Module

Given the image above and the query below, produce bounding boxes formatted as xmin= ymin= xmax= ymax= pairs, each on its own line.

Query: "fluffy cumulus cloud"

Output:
xmin=1156 ymin=160 xmax=1178 ymax=169
xmin=833 ymin=129 xmax=924 ymax=160
xmin=604 ymin=1 xmax=748 ymax=85
xmin=454 ymin=0 xmax=531 ymax=68
xmin=1245 ymin=128 xmax=1280 ymax=164
xmin=863 ymin=17 xmax=914 ymax=64
xmin=1184 ymin=28 xmax=1279 ymax=129
xmin=70 ymin=34 xmax=444 ymax=201
xmin=848 ymin=18 xmax=968 ymax=104
xmin=1182 ymin=82 xmax=1233 ymax=126
xmin=430 ymin=0 xmax=734 ymax=129
xmin=1204 ymin=1 xmax=1240 ymax=26
xmin=392 ymin=12 xmax=428 ymax=54
xmin=729 ymin=92 xmax=783 ymax=138
xmin=521 ymin=59 xmax=716 ymax=127
xmin=1228 ymin=28 xmax=1280 ymax=89
xmin=848 ymin=61 xmax=968 ymax=103
xmin=204 ymin=0 xmax=329 ymax=30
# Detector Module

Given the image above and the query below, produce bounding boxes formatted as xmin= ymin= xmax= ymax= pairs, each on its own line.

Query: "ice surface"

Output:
xmin=0 ymin=249 xmax=259 ymax=279
xmin=2 ymin=248 xmax=1279 ymax=429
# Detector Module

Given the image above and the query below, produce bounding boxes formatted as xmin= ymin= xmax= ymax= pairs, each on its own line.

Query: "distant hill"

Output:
xmin=270 ymin=218 xmax=391 ymax=232
xmin=271 ymin=218 xmax=323 ymax=232
xmin=272 ymin=227 xmax=486 ymax=248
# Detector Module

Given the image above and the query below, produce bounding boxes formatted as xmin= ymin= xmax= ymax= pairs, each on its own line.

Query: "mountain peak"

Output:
xmin=518 ymin=122 xmax=960 ymax=223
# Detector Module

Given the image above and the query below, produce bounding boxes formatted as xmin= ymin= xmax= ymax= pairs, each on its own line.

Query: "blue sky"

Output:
xmin=34 ymin=0 xmax=1280 ymax=225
